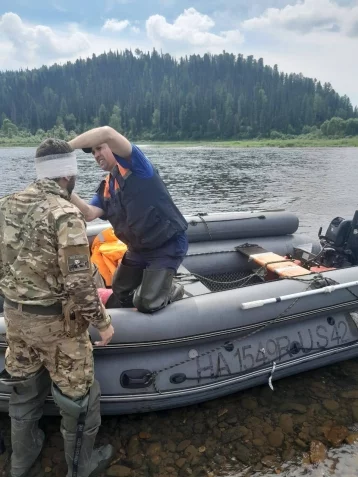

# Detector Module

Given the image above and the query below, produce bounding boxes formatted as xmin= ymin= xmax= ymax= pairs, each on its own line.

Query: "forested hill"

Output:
xmin=0 ymin=50 xmax=356 ymax=140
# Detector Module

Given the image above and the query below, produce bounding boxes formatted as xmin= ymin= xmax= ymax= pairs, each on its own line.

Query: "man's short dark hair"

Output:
xmin=36 ymin=138 xmax=73 ymax=158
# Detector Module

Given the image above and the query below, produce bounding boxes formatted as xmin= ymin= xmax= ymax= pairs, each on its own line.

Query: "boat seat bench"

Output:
xmin=235 ymin=244 xmax=312 ymax=278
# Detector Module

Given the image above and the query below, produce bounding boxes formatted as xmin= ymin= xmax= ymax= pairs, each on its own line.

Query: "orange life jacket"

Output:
xmin=102 ymin=163 xmax=128 ymax=198
xmin=90 ymin=227 xmax=127 ymax=286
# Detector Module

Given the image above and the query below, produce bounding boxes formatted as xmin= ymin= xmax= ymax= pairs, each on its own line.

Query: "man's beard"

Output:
xmin=67 ymin=176 xmax=76 ymax=195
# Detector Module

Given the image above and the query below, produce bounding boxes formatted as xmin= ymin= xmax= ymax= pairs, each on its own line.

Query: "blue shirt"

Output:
xmin=90 ymin=144 xmax=153 ymax=211
xmin=90 ymin=144 xmax=188 ymax=254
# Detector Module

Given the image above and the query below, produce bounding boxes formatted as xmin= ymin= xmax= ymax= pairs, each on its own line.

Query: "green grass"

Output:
xmin=0 ymin=136 xmax=42 ymax=147
xmin=148 ymin=137 xmax=358 ymax=148
xmin=1 ymin=136 xmax=358 ymax=148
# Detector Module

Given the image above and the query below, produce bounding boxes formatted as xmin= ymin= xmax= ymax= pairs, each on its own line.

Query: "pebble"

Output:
xmin=279 ymin=403 xmax=307 ymax=414
xmin=241 ymin=397 xmax=258 ymax=410
xmin=340 ymin=390 xmax=358 ymax=399
xmin=268 ymin=430 xmax=284 ymax=448
xmin=325 ymin=425 xmax=349 ymax=446
xmin=107 ymin=465 xmax=132 ymax=477
xmin=309 ymin=440 xmax=327 ymax=464
xmin=146 ymin=442 xmax=161 ymax=456
xmin=126 ymin=435 xmax=140 ymax=457
xmin=175 ymin=457 xmax=187 ymax=469
xmin=253 ymin=438 xmax=266 ymax=447
xmin=234 ymin=442 xmax=251 ymax=464
xmin=177 ymin=440 xmax=191 ymax=452
xmin=323 ymin=399 xmax=340 ymax=412
xmin=184 ymin=445 xmax=199 ymax=460
xmin=261 ymin=455 xmax=279 ymax=468
xmin=345 ymin=433 xmax=358 ymax=445
xmin=278 ymin=415 xmax=293 ymax=435
xmin=295 ymin=438 xmax=307 ymax=449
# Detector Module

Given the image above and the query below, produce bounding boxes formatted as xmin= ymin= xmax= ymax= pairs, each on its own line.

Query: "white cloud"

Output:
xmin=102 ymin=18 xmax=130 ymax=32
xmin=0 ymin=12 xmax=90 ymax=65
xmin=242 ymin=0 xmax=358 ymax=36
xmin=146 ymin=7 xmax=244 ymax=51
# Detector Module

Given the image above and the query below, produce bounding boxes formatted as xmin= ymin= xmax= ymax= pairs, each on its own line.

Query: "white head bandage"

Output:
xmin=35 ymin=152 xmax=78 ymax=180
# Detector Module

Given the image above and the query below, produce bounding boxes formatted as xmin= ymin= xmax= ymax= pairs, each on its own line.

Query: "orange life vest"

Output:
xmin=102 ymin=163 xmax=128 ymax=198
xmin=90 ymin=227 xmax=127 ymax=286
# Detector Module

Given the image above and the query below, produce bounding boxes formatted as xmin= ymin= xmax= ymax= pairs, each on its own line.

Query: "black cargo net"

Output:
xmin=198 ymin=270 xmax=263 ymax=292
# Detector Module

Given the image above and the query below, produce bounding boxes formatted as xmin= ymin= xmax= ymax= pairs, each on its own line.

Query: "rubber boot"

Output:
xmin=112 ymin=262 xmax=143 ymax=307
xmin=133 ymin=268 xmax=184 ymax=313
xmin=52 ymin=380 xmax=114 ymax=477
xmin=6 ymin=367 xmax=51 ymax=477
xmin=10 ymin=423 xmax=45 ymax=477
xmin=88 ymin=445 xmax=114 ymax=477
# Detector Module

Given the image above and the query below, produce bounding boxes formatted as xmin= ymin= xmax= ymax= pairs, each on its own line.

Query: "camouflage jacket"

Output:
xmin=0 ymin=179 xmax=110 ymax=331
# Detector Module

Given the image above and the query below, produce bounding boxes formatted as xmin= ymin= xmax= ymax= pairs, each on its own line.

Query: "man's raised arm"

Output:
xmin=68 ymin=126 xmax=132 ymax=159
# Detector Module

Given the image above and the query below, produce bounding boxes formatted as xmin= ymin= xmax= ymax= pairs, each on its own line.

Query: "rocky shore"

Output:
xmin=1 ymin=358 xmax=358 ymax=477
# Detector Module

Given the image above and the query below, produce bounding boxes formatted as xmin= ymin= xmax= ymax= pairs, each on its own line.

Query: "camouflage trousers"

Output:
xmin=4 ymin=305 xmax=94 ymax=399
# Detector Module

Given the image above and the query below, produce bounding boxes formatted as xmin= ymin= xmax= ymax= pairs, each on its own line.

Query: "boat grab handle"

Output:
xmin=120 ymin=369 xmax=152 ymax=389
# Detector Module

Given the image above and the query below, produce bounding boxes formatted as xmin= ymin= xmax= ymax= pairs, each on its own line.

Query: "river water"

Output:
xmin=1 ymin=146 xmax=358 ymax=477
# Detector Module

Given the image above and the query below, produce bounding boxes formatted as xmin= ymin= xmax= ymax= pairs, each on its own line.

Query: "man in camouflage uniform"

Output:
xmin=0 ymin=138 xmax=115 ymax=477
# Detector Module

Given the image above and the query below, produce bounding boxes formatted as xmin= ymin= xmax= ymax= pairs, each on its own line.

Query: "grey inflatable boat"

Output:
xmin=1 ymin=210 xmax=358 ymax=415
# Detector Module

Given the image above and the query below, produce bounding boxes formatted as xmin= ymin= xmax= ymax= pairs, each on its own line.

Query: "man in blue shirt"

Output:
xmin=69 ymin=126 xmax=188 ymax=313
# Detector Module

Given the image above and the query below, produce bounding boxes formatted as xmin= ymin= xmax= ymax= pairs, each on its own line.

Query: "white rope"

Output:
xmin=35 ymin=152 xmax=77 ymax=179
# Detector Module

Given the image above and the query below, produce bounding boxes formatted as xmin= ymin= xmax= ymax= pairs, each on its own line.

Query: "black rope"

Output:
xmin=177 ymin=265 xmax=326 ymax=289
xmin=189 ymin=215 xmax=266 ymax=226
xmin=197 ymin=215 xmax=213 ymax=241
xmin=191 ymin=270 xmax=263 ymax=286
xmin=168 ymin=344 xmax=343 ymax=382
xmin=153 ymin=261 xmax=356 ymax=394
xmin=150 ymin=279 xmax=313 ymax=394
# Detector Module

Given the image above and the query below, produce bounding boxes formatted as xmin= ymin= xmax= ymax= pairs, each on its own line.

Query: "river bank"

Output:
xmin=1 ymin=358 xmax=358 ymax=477
xmin=1 ymin=136 xmax=358 ymax=148
xmin=150 ymin=137 xmax=358 ymax=148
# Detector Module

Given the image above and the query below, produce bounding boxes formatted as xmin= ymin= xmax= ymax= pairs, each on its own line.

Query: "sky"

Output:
xmin=0 ymin=0 xmax=357 ymax=106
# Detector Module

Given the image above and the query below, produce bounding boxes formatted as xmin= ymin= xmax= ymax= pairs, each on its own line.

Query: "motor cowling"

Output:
xmin=319 ymin=211 xmax=358 ymax=267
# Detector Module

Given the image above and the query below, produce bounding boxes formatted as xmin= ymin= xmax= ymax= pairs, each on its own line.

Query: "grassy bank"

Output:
xmin=0 ymin=136 xmax=42 ymax=147
xmin=1 ymin=136 xmax=358 ymax=148
xmin=149 ymin=137 xmax=358 ymax=148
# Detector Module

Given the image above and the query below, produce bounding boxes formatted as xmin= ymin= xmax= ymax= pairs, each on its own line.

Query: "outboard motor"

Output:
xmin=319 ymin=211 xmax=358 ymax=268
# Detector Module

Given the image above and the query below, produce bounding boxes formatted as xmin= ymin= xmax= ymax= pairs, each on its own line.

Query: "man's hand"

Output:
xmin=94 ymin=324 xmax=115 ymax=346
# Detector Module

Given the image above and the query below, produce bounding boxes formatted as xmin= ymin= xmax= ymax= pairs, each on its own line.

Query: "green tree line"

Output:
xmin=0 ymin=49 xmax=356 ymax=140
